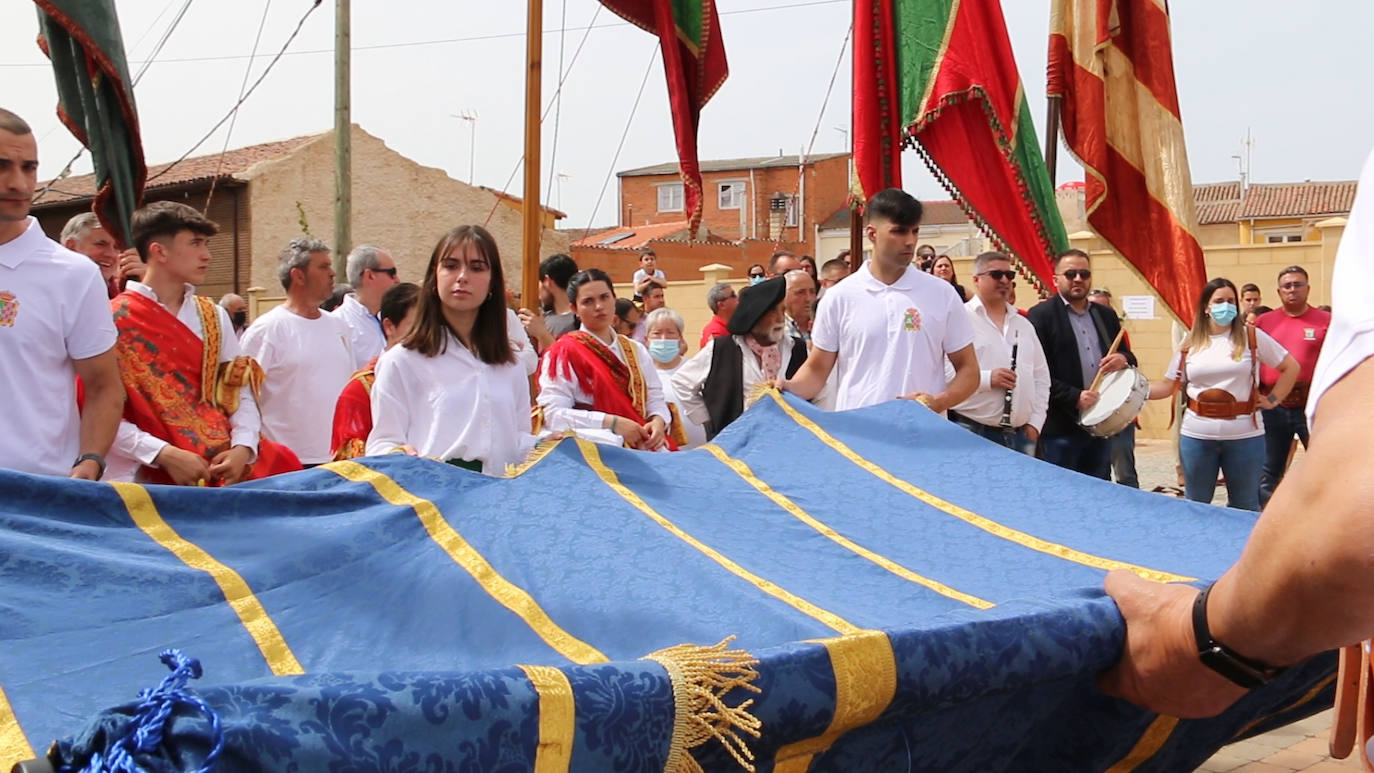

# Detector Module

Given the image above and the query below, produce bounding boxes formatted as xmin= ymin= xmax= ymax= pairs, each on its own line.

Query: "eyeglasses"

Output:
xmin=1060 ymin=269 xmax=1091 ymax=281
xmin=977 ymin=270 xmax=1016 ymax=281
xmin=371 ymin=267 xmax=398 ymax=278
xmin=1279 ymin=281 xmax=1307 ymax=290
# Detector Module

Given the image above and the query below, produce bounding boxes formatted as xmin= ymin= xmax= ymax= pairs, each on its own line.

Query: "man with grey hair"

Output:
xmin=219 ymin=293 xmax=248 ymax=336
xmin=946 ymin=251 xmax=1049 ymax=454
xmin=783 ymin=269 xmax=816 ymax=346
xmin=60 ymin=213 xmax=147 ymax=299
xmin=0 ymin=107 xmax=123 ymax=479
xmin=333 ymin=243 xmax=398 ymax=369
xmin=240 ymin=237 xmax=355 ymax=465
xmin=698 ymin=282 xmax=737 ymax=348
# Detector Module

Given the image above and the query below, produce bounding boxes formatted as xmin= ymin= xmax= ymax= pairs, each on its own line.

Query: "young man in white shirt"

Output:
xmin=333 ymin=243 xmax=399 ymax=370
xmin=946 ymin=251 xmax=1050 ymax=454
xmin=0 ymin=108 xmax=122 ymax=479
xmin=240 ymin=238 xmax=356 ymax=466
xmin=780 ymin=188 xmax=979 ymax=413
xmin=105 ymin=202 xmax=299 ymax=485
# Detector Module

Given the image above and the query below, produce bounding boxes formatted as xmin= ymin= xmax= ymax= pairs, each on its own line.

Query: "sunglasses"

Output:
xmin=977 ymin=270 xmax=1016 ymax=281
xmin=1060 ymin=269 xmax=1092 ymax=280
xmin=748 ymin=272 xmax=765 ymax=279
xmin=371 ymin=267 xmax=398 ymax=278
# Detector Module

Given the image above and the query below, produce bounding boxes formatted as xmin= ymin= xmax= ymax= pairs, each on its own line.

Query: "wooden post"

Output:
xmin=520 ymin=0 xmax=544 ymax=310
xmin=333 ymin=0 xmax=351 ymax=277
xmin=1044 ymin=95 xmax=1061 ymax=184
xmin=848 ymin=208 xmax=863 ymax=273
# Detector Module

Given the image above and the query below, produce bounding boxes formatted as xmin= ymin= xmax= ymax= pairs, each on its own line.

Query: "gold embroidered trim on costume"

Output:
xmin=517 ymin=664 xmax=577 ymax=773
xmin=764 ymin=390 xmax=1194 ymax=584
xmin=324 ymin=461 xmax=608 ymax=664
xmin=576 ymin=437 xmax=859 ymax=635
xmin=645 ymin=637 xmax=762 ymax=773
xmin=700 ymin=443 xmax=993 ymax=609
xmin=111 ymin=481 xmax=304 ymax=675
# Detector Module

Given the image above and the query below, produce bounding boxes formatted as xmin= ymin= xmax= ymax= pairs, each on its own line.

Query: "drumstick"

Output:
xmin=1088 ymin=328 xmax=1127 ymax=393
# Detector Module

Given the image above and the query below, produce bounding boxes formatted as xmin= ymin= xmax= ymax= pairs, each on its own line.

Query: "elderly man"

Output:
xmin=698 ymin=283 xmax=737 ymax=348
xmin=946 ymin=252 xmax=1049 ymax=454
xmin=783 ymin=269 xmax=816 ymax=346
xmin=240 ymin=238 xmax=355 ymax=466
xmin=333 ymin=244 xmax=399 ymax=369
xmin=0 ymin=107 xmax=123 ymax=479
xmin=219 ymin=293 xmax=249 ymax=336
xmin=60 ymin=212 xmax=120 ymax=296
xmin=674 ymin=276 xmax=815 ymax=439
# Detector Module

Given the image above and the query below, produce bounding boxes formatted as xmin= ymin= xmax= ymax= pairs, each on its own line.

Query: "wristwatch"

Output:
xmin=73 ymin=453 xmax=106 ymax=480
xmin=1192 ymin=581 xmax=1284 ymax=689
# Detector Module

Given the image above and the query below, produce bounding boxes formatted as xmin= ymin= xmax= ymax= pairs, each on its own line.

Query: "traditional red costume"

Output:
xmin=111 ymin=291 xmax=301 ymax=484
xmin=331 ymin=357 xmax=378 ymax=461
xmin=540 ymin=331 xmax=686 ymax=449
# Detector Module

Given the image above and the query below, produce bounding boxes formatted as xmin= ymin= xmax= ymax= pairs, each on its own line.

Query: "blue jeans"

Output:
xmin=1259 ymin=405 xmax=1310 ymax=508
xmin=1179 ymin=434 xmax=1265 ymax=511
xmin=1110 ymin=423 xmax=1140 ymax=488
xmin=1039 ymin=431 xmax=1111 ymax=480
xmin=949 ymin=412 xmax=1032 ymax=454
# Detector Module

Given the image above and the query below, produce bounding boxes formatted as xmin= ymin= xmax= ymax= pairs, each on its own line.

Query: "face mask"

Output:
xmin=231 ymin=311 xmax=248 ymax=329
xmin=648 ymin=339 xmax=679 ymax=364
xmin=749 ymin=275 xmax=765 ymax=286
xmin=1209 ymin=302 xmax=1238 ymax=326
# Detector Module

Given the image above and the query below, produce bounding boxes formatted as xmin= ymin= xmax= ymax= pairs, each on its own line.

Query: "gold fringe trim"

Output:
xmin=745 ymin=382 xmax=779 ymax=410
xmin=645 ymin=636 xmax=763 ymax=773
xmin=505 ymin=434 xmax=567 ymax=478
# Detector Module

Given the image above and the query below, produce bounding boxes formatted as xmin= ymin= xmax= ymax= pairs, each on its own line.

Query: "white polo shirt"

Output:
xmin=0 ymin=217 xmax=117 ymax=476
xmin=811 ymin=262 xmax=974 ymax=410
xmin=331 ymin=293 xmax=385 ymax=371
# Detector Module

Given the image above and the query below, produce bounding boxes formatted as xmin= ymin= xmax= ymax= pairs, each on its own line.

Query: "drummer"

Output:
xmin=1027 ymin=249 xmax=1136 ymax=480
xmin=1143 ymin=278 xmax=1299 ymax=510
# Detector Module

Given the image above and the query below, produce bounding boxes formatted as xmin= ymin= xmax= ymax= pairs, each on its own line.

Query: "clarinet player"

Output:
xmin=947 ymin=251 xmax=1050 ymax=454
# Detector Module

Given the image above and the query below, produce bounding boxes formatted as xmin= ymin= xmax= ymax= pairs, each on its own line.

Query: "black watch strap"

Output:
xmin=73 ymin=453 xmax=106 ymax=480
xmin=1192 ymin=581 xmax=1283 ymax=689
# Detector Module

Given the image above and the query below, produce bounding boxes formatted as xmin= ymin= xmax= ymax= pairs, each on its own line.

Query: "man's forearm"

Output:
xmin=1210 ymin=357 xmax=1374 ymax=666
xmin=80 ymin=378 xmax=124 ymax=459
xmin=937 ymin=362 xmax=979 ymax=408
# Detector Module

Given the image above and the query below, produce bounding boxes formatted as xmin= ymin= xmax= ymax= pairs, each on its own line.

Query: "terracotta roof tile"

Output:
xmin=574 ymin=220 xmax=729 ymax=249
xmin=32 ymin=133 xmax=324 ymax=207
xmin=1192 ymin=180 xmax=1355 ymax=225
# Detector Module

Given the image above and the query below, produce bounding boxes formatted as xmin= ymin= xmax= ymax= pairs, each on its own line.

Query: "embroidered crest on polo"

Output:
xmin=0 ymin=291 xmax=18 ymax=327
xmin=903 ymin=307 xmax=921 ymax=331
xmin=1303 ymin=328 xmax=1316 ymax=341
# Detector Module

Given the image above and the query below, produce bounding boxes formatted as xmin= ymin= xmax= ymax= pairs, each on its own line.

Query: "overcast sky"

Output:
xmin=3 ymin=0 xmax=1370 ymax=232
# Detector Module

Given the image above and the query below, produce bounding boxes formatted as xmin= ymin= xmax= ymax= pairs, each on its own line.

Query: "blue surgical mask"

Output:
xmin=749 ymin=275 xmax=765 ymax=285
xmin=1209 ymin=301 xmax=1238 ymax=326
xmin=648 ymin=338 xmax=680 ymax=364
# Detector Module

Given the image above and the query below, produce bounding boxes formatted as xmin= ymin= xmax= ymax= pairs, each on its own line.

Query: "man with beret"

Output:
xmin=673 ymin=276 xmax=821 ymax=439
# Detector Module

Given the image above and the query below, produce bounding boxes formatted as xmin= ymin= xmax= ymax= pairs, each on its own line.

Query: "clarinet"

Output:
xmin=1000 ymin=336 xmax=1019 ymax=431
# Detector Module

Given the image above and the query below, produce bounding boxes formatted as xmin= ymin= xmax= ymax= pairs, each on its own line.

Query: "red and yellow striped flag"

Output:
xmin=1047 ymin=0 xmax=1205 ymax=322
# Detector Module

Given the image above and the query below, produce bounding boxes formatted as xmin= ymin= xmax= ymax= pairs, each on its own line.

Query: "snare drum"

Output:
xmin=1079 ymin=367 xmax=1148 ymax=438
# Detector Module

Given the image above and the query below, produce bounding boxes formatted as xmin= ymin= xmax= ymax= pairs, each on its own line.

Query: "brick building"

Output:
xmin=31 ymin=125 xmax=568 ymax=309
xmin=616 ymin=153 xmax=850 ymax=243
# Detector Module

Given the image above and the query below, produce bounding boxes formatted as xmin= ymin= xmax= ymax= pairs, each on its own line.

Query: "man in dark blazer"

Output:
xmin=1027 ymin=249 xmax=1136 ymax=479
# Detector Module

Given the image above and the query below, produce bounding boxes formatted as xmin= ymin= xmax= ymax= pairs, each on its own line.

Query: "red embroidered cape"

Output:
xmin=543 ymin=331 xmax=679 ymax=451
xmin=331 ymin=357 xmax=378 ymax=461
xmin=111 ymin=291 xmax=301 ymax=484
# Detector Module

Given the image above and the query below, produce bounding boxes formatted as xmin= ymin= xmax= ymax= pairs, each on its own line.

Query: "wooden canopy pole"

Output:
xmin=520 ymin=0 xmax=544 ymax=309
xmin=1044 ymin=95 xmax=1061 ymax=184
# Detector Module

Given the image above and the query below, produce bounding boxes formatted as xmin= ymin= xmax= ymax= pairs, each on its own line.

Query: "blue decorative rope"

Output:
xmin=68 ymin=649 xmax=224 ymax=773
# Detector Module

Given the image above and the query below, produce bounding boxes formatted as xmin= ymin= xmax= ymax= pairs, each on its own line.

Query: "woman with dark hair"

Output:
xmin=1145 ymin=277 xmax=1299 ymax=510
xmin=798 ymin=255 xmax=819 ymax=284
xmin=931 ymin=255 xmax=968 ymax=302
xmin=746 ymin=263 xmax=766 ymax=285
xmin=538 ymin=268 xmax=674 ymax=450
xmin=366 ymin=225 xmax=537 ymax=474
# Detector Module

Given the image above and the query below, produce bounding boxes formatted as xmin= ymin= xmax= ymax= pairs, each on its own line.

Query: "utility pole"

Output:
xmin=453 ymin=109 xmax=479 ymax=185
xmin=520 ymin=0 xmax=543 ymax=308
xmin=333 ymin=0 xmax=351 ymax=277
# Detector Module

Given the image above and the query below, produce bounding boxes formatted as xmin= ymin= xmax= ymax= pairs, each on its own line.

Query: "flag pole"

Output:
xmin=1044 ymin=95 xmax=1061 ymax=183
xmin=333 ymin=0 xmax=351 ymax=277
xmin=521 ymin=0 xmax=544 ymax=309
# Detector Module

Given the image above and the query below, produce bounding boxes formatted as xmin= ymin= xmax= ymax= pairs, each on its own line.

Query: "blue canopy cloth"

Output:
xmin=0 ymin=392 xmax=1335 ymax=771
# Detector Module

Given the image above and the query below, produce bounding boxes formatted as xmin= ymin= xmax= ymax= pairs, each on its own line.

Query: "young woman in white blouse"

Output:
xmin=537 ymin=268 xmax=675 ymax=450
xmin=1145 ymin=277 xmax=1299 ymax=510
xmin=366 ymin=225 xmax=537 ymax=474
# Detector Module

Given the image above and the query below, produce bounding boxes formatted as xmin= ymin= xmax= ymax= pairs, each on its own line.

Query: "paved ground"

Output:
xmin=1124 ymin=440 xmax=1351 ymax=771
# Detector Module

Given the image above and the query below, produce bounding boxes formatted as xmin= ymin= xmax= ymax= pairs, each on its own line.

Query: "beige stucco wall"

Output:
xmin=242 ymin=125 xmax=568 ymax=297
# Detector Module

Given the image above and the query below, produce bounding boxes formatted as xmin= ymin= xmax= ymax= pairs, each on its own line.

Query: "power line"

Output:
xmin=204 ymin=0 xmax=273 ymax=213
xmin=585 ymin=47 xmax=658 ymax=233
xmin=4 ymin=0 xmax=847 ymax=68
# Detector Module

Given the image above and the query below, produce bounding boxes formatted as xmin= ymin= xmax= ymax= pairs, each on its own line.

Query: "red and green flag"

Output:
xmin=853 ymin=0 xmax=1068 ymax=288
xmin=601 ymin=0 xmax=727 ymax=240
xmin=35 ymin=0 xmax=146 ymax=249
